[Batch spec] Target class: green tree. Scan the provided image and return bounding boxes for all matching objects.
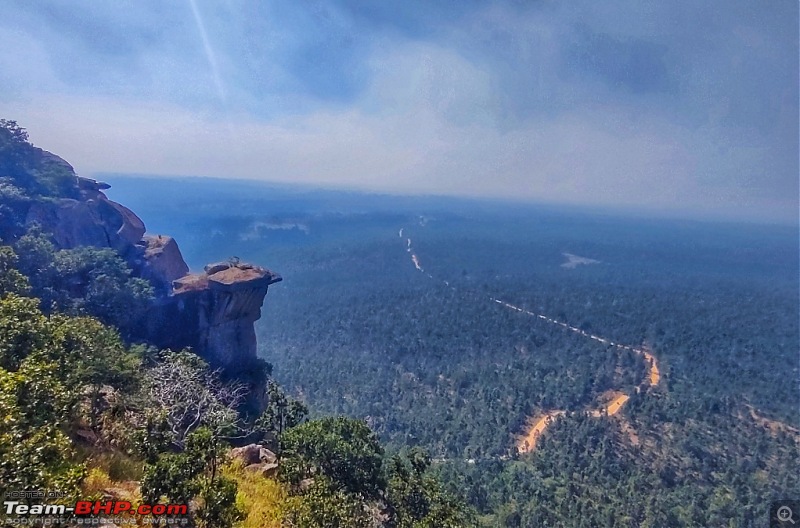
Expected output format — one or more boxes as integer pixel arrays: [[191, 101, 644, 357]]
[[141, 427, 243, 528], [0, 293, 50, 372], [386, 448, 476, 528], [189, 428, 244, 528], [255, 379, 308, 439], [279, 417, 383, 504], [0, 293, 147, 502], [13, 227, 57, 295], [0, 180, 30, 241], [14, 231, 154, 337], [0, 119, 78, 199], [0, 293, 139, 430], [141, 451, 202, 505], [48, 315, 141, 430], [279, 417, 385, 500], [0, 246, 30, 295], [53, 246, 154, 337], [132, 411, 175, 464], [0, 119, 32, 192], [0, 295, 86, 501], [284, 476, 371, 528], [0, 368, 85, 503], [0, 119, 29, 145]]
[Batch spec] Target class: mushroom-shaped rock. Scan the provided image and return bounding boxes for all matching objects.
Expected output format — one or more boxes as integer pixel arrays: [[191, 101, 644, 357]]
[[149, 262, 281, 373]]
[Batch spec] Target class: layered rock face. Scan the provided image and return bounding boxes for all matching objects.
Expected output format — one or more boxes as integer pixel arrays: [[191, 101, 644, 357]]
[[21, 157, 280, 378], [26, 183, 146, 254]]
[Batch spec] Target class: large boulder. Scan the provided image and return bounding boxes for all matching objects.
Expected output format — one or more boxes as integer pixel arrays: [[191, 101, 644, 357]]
[[230, 444, 278, 466], [230, 444, 262, 466], [245, 462, 279, 478], [25, 188, 145, 254], [260, 447, 277, 464], [139, 235, 190, 291]]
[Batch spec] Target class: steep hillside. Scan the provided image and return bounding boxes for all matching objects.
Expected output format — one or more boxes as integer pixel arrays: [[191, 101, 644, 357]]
[[0, 119, 281, 383], [0, 119, 472, 528]]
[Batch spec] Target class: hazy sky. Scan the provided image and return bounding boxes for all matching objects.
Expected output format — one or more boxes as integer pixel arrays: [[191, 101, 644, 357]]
[[0, 1, 797, 222]]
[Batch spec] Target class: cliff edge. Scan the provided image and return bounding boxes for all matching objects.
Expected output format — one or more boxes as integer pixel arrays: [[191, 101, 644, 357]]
[[152, 261, 281, 371], [17, 151, 281, 375]]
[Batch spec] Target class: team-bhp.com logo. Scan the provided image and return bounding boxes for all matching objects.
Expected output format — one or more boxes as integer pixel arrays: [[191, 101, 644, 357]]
[[5, 501, 187, 516], [75, 502, 186, 516], [4, 499, 188, 525]]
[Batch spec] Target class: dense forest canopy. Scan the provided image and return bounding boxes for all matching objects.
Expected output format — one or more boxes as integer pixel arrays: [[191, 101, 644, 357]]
[[102, 173, 800, 527], [0, 121, 473, 527], [2, 119, 797, 526], [2, 2, 797, 526]]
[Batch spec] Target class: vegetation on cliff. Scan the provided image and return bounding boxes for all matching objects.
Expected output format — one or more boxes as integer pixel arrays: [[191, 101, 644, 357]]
[[0, 119, 79, 203], [0, 120, 473, 527]]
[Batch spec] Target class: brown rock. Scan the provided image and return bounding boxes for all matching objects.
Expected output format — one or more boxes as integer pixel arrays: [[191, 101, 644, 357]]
[[77, 177, 111, 201], [26, 199, 110, 248], [150, 262, 281, 372], [20, 153, 145, 254], [207, 265, 278, 291], [244, 462, 279, 478], [172, 273, 209, 293], [230, 444, 262, 466], [259, 447, 277, 464], [25, 194, 145, 253], [77, 176, 111, 191], [204, 261, 232, 275], [260, 462, 279, 478], [98, 199, 145, 247], [140, 235, 190, 288]]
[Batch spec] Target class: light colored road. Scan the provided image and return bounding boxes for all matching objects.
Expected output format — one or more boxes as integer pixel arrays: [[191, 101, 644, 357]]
[[400, 228, 795, 455], [401, 228, 661, 452], [517, 411, 566, 453]]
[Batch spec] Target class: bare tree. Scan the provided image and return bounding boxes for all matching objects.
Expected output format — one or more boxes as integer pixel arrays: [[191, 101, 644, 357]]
[[145, 351, 248, 446]]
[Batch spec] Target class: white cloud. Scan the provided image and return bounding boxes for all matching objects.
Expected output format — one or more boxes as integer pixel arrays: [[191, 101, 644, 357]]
[[0, 1, 795, 223], [4, 76, 792, 223]]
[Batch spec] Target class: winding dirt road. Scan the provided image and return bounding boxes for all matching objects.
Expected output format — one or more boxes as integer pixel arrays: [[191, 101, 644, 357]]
[[399, 228, 799, 457], [400, 228, 661, 453], [518, 411, 566, 452]]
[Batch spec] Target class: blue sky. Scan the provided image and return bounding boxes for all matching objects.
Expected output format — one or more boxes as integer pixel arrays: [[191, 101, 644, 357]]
[[0, 1, 797, 222]]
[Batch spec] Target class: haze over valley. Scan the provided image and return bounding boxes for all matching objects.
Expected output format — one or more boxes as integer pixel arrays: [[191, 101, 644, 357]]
[[105, 174, 800, 526], [1, 1, 797, 525]]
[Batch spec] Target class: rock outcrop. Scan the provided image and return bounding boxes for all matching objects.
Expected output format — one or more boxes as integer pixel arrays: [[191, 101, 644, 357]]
[[149, 261, 281, 370], [229, 443, 277, 466], [19, 156, 281, 393], [230, 444, 279, 478], [25, 189, 145, 254], [138, 235, 190, 292]]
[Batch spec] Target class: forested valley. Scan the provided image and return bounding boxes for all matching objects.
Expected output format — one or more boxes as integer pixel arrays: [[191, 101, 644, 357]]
[[107, 175, 800, 527], [0, 124, 473, 528]]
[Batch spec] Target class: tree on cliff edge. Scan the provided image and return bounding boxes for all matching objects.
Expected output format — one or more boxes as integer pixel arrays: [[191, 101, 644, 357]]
[[256, 379, 308, 440], [0, 119, 77, 200]]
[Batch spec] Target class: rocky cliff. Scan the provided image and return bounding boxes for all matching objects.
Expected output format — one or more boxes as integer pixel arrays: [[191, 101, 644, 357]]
[[19, 152, 281, 376], [150, 261, 281, 371]]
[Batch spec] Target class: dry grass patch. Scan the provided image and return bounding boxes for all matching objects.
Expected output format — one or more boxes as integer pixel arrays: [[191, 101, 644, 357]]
[[224, 461, 289, 528]]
